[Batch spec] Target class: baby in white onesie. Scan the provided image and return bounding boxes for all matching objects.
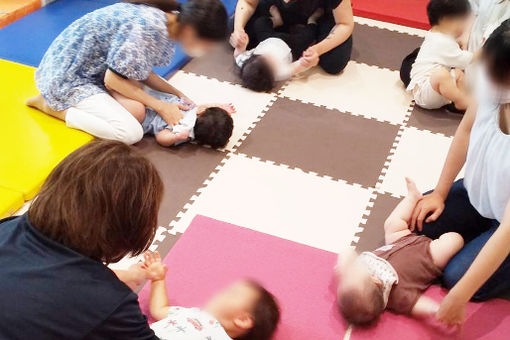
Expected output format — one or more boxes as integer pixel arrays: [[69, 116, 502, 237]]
[[408, 0, 474, 111], [138, 251, 280, 340]]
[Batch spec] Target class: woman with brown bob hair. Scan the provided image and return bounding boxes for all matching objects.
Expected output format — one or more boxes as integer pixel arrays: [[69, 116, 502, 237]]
[[0, 140, 163, 339]]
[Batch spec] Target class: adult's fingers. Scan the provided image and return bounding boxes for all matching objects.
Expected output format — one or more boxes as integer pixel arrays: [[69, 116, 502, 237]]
[[416, 208, 429, 232], [425, 208, 442, 223], [410, 201, 423, 231]]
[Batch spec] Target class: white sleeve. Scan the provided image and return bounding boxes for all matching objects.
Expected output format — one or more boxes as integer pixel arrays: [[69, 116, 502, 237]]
[[439, 40, 473, 69], [235, 50, 255, 68]]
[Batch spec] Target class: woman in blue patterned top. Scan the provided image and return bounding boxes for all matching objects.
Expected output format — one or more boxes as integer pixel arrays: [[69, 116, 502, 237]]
[[27, 0, 227, 144]]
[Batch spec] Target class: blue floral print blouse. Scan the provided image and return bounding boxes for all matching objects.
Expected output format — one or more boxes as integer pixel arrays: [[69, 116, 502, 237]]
[[35, 3, 175, 111]]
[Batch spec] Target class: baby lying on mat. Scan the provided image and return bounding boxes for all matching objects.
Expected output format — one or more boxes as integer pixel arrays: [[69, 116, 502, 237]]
[[336, 178, 464, 326], [140, 89, 235, 148], [138, 251, 280, 340]]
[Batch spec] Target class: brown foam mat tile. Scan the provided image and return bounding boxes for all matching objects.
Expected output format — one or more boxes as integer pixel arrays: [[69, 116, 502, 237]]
[[352, 22, 423, 71], [134, 137, 226, 227], [407, 104, 462, 137], [353, 192, 401, 252], [236, 97, 400, 188]]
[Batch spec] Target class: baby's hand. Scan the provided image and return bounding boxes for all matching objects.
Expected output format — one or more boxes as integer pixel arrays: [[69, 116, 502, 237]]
[[141, 251, 167, 282]]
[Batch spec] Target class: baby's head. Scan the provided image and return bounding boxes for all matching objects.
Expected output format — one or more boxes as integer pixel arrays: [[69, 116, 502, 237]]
[[204, 280, 280, 340], [427, 0, 471, 37], [240, 55, 275, 92], [194, 107, 234, 148], [336, 254, 385, 326]]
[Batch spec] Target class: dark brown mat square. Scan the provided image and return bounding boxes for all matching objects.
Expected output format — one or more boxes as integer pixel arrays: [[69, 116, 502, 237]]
[[354, 193, 400, 252], [236, 97, 399, 187], [134, 138, 226, 227], [407, 105, 462, 137], [352, 23, 423, 71]]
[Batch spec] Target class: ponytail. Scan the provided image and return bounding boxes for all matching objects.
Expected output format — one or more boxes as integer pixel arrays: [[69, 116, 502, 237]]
[[126, 0, 228, 41]]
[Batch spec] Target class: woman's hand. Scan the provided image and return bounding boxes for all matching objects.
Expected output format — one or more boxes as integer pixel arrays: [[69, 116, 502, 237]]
[[179, 95, 196, 110], [156, 101, 185, 125], [302, 46, 320, 68], [230, 28, 249, 49], [410, 191, 445, 231], [141, 251, 167, 282], [436, 291, 468, 326]]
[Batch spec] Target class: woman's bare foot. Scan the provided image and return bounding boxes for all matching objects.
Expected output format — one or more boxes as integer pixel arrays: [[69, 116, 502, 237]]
[[270, 5, 283, 28], [405, 177, 422, 201], [26, 94, 66, 120]]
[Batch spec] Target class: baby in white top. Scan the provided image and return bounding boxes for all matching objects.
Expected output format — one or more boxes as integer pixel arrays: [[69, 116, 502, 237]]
[[407, 0, 474, 111], [234, 6, 323, 92], [136, 252, 280, 340]]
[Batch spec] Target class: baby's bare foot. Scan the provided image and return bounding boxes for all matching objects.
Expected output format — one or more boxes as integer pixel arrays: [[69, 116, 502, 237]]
[[212, 103, 236, 115], [405, 177, 422, 201], [270, 5, 283, 28]]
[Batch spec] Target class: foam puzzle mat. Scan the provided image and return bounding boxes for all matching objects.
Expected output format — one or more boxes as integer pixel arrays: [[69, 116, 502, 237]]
[[0, 59, 93, 201], [109, 17, 510, 338], [138, 215, 346, 339]]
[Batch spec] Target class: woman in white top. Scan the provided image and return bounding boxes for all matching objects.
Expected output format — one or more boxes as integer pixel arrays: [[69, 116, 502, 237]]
[[410, 20, 510, 326]]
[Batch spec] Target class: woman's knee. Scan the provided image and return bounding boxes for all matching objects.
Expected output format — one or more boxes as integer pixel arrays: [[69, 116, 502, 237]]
[[112, 118, 144, 145], [318, 37, 352, 75]]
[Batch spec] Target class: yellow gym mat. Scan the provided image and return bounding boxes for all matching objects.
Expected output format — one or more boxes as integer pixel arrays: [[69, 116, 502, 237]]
[[0, 187, 24, 219], [0, 59, 93, 203]]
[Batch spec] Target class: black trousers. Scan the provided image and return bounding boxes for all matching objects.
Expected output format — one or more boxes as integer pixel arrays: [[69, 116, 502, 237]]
[[244, 1, 352, 74]]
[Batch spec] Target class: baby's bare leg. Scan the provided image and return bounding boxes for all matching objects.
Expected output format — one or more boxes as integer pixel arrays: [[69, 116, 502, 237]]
[[384, 178, 422, 244], [430, 67, 470, 110], [429, 232, 464, 269]]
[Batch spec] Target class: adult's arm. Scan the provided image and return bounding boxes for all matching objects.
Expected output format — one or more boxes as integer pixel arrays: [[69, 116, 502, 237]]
[[312, 0, 354, 56], [143, 72, 194, 106], [104, 69, 183, 125], [436, 200, 510, 325], [233, 0, 259, 33], [90, 292, 159, 339], [410, 103, 477, 230]]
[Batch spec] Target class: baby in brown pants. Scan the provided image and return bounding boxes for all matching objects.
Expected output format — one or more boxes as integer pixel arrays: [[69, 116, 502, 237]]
[[335, 178, 464, 326]]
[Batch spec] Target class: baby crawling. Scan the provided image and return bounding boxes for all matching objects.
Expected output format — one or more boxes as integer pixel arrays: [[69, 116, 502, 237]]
[[336, 178, 464, 326], [137, 89, 235, 148]]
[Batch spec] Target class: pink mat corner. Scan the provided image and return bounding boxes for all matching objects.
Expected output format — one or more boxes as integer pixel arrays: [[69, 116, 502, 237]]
[[138, 215, 347, 339]]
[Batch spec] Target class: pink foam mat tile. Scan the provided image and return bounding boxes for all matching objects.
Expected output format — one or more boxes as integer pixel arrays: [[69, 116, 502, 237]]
[[138, 215, 348, 339], [351, 285, 510, 340]]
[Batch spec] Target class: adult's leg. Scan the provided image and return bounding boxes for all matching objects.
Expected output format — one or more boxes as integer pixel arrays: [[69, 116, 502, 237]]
[[66, 93, 144, 144], [244, 0, 275, 49], [442, 226, 510, 300], [316, 16, 353, 74], [419, 179, 494, 243], [253, 16, 317, 60]]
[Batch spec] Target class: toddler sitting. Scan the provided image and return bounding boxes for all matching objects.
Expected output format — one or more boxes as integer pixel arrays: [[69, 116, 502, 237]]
[[336, 178, 464, 326], [140, 251, 280, 340], [407, 0, 474, 112], [234, 6, 323, 92], [141, 89, 235, 148]]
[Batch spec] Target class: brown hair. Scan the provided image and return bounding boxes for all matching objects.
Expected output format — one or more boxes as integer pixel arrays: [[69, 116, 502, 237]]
[[28, 140, 163, 263], [237, 280, 280, 340], [338, 280, 385, 326]]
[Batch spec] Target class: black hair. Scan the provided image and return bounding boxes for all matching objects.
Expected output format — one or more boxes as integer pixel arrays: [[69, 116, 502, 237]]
[[338, 281, 385, 327], [240, 55, 275, 92], [194, 107, 233, 149], [483, 19, 510, 85], [125, 0, 228, 40], [426, 0, 471, 26], [236, 280, 280, 340]]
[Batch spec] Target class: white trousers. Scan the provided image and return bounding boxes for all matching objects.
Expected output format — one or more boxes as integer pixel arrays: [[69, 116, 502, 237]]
[[65, 93, 143, 145]]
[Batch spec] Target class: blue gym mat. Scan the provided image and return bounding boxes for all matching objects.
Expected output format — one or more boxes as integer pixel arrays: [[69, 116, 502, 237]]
[[0, 0, 237, 77]]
